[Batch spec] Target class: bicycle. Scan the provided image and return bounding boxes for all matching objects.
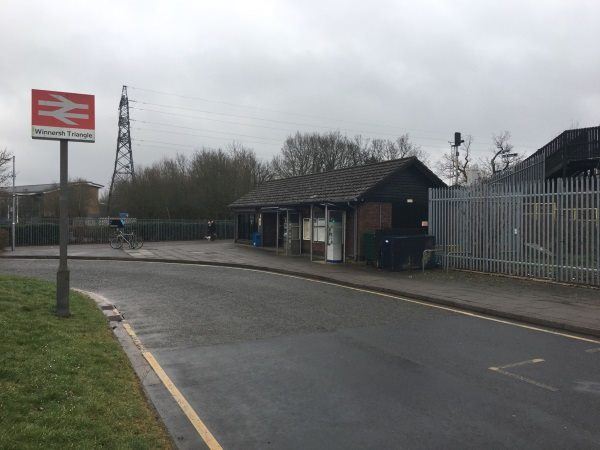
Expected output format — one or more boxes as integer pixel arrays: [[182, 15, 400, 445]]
[[109, 230, 144, 250]]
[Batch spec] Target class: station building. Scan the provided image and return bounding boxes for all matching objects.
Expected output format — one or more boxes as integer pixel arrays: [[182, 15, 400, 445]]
[[229, 157, 445, 262]]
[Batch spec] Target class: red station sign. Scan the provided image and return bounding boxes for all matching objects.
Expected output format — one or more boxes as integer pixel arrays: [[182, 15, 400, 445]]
[[31, 89, 95, 142]]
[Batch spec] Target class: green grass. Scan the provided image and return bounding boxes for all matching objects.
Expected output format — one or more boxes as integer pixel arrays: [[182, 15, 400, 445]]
[[0, 275, 173, 449]]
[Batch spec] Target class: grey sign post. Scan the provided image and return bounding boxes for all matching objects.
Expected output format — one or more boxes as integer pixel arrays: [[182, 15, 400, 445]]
[[11, 155, 15, 252], [31, 89, 95, 317], [56, 140, 70, 316]]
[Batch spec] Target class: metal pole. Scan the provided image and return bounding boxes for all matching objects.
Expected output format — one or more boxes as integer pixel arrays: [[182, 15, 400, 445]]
[[286, 210, 290, 256], [342, 210, 346, 262], [11, 155, 15, 251], [233, 213, 238, 242], [354, 205, 358, 262], [310, 204, 313, 262], [275, 211, 279, 255], [56, 140, 70, 317], [325, 204, 329, 263]]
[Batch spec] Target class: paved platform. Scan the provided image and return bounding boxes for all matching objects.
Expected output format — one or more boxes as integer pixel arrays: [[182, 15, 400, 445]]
[[4, 240, 600, 337]]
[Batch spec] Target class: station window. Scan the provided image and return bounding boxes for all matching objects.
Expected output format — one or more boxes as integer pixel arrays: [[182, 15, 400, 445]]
[[313, 217, 326, 242], [302, 218, 311, 240]]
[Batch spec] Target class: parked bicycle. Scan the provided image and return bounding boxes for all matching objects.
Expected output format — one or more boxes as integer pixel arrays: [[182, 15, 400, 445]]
[[205, 219, 217, 241], [109, 230, 143, 250]]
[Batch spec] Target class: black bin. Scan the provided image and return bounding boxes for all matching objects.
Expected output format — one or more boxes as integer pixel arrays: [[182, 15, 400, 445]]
[[379, 235, 435, 271]]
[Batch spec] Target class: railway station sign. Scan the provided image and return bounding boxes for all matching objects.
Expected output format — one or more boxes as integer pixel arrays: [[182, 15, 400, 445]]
[[31, 89, 95, 142]]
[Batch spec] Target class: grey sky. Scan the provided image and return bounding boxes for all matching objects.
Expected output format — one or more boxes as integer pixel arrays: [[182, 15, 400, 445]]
[[1, 0, 599, 188]]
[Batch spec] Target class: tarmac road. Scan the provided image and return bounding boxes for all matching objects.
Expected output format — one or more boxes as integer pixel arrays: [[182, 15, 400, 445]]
[[2, 259, 600, 449]]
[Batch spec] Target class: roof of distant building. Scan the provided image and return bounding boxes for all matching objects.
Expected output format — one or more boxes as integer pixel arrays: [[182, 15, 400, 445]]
[[0, 181, 103, 196], [230, 157, 444, 209]]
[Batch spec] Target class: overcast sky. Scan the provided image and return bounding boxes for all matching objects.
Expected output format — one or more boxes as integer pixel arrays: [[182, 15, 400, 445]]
[[1, 0, 599, 188]]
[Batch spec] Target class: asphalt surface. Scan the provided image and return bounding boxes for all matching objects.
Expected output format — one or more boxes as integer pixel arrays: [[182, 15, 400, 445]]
[[2, 259, 600, 449]]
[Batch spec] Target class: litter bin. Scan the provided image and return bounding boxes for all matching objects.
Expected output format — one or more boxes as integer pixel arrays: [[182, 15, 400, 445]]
[[363, 231, 377, 264], [252, 232, 262, 247], [379, 235, 435, 270]]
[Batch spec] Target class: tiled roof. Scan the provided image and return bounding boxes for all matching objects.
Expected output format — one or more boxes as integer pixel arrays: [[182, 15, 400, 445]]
[[230, 157, 429, 208]]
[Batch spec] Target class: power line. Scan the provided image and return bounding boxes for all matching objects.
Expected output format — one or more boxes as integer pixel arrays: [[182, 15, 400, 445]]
[[132, 126, 281, 144], [133, 136, 280, 149], [128, 85, 444, 135], [129, 104, 475, 144], [130, 99, 457, 141], [130, 103, 418, 138], [128, 85, 541, 149], [131, 120, 282, 144], [130, 105, 317, 134], [130, 101, 538, 151], [130, 116, 511, 155]]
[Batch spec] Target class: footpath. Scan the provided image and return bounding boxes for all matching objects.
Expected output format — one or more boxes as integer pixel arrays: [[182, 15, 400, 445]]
[[4, 240, 600, 337]]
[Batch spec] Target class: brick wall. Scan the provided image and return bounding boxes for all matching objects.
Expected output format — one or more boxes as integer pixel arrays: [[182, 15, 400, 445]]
[[356, 202, 392, 259]]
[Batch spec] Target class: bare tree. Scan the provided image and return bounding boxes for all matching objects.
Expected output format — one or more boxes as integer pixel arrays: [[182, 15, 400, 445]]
[[485, 131, 522, 175], [270, 131, 427, 178], [0, 148, 12, 186], [368, 134, 429, 164], [435, 135, 475, 186]]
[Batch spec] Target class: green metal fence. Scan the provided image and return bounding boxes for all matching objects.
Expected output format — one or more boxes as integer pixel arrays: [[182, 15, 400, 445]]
[[1, 218, 234, 246]]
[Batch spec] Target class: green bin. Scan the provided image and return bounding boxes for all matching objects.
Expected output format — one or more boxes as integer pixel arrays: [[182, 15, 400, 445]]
[[363, 231, 378, 264]]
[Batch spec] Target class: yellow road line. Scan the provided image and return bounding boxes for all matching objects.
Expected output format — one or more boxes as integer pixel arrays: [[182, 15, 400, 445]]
[[120, 260, 600, 345], [143, 352, 223, 450], [585, 347, 600, 353], [122, 322, 146, 352], [123, 321, 223, 450]]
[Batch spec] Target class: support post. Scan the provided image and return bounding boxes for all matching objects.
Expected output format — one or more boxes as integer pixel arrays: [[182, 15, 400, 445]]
[[11, 155, 15, 252], [325, 204, 329, 263], [56, 140, 70, 317], [342, 210, 346, 262], [353, 205, 358, 262], [286, 210, 290, 256], [276, 211, 279, 255], [298, 211, 302, 255], [310, 205, 313, 262], [233, 213, 238, 242]]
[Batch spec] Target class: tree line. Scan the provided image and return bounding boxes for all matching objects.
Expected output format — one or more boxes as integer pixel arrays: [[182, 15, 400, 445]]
[[105, 143, 270, 219], [105, 132, 431, 219], [104, 130, 525, 219], [102, 132, 427, 219]]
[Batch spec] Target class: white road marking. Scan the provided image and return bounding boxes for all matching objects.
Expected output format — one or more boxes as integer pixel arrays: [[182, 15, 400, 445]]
[[489, 358, 558, 392]]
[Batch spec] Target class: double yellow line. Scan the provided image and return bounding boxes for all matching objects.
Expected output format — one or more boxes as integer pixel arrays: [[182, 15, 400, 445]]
[[122, 322, 223, 450]]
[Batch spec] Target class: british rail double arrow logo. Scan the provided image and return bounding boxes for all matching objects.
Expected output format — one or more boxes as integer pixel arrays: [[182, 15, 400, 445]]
[[37, 94, 90, 126]]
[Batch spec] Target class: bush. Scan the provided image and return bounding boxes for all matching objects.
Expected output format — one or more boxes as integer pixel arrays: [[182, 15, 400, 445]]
[[0, 229, 8, 251]]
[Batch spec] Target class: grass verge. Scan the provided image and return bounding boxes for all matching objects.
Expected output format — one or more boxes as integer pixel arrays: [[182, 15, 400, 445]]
[[0, 275, 173, 449]]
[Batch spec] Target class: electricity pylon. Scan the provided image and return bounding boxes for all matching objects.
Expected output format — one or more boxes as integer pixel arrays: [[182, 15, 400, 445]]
[[107, 85, 135, 214]]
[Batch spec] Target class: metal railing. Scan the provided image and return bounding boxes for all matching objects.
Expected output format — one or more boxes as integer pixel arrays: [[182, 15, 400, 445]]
[[487, 126, 600, 185], [0, 218, 234, 247], [429, 176, 600, 287]]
